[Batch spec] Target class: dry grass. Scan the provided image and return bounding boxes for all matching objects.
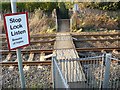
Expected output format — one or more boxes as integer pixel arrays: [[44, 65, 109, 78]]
[[29, 9, 56, 35], [81, 13, 118, 30], [71, 8, 120, 32], [1, 9, 56, 35], [1, 20, 4, 34]]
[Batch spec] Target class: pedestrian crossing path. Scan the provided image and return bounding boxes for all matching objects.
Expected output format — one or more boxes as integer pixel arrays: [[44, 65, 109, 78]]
[[53, 32, 86, 82]]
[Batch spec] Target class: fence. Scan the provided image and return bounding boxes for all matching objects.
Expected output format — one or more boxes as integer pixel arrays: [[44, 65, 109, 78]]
[[103, 53, 120, 89], [52, 53, 120, 89], [52, 56, 70, 89]]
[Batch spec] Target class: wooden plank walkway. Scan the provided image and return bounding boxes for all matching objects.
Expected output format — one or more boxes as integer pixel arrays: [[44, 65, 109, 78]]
[[53, 32, 86, 82]]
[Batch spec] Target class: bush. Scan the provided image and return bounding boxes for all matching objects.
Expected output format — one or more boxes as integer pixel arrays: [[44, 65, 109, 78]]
[[1, 2, 11, 13], [83, 2, 120, 11], [1, 2, 58, 13]]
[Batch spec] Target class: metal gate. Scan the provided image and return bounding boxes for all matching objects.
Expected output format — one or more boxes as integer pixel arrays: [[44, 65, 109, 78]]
[[52, 56, 70, 89], [52, 53, 120, 89]]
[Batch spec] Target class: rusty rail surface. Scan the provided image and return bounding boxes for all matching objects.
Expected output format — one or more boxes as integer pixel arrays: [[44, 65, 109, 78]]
[[76, 47, 120, 51], [74, 38, 120, 42], [71, 32, 120, 36], [1, 47, 120, 55], [1, 38, 119, 44], [0, 34, 56, 39], [0, 61, 51, 66], [1, 49, 53, 54], [1, 59, 119, 66], [1, 32, 119, 38], [1, 40, 55, 45]]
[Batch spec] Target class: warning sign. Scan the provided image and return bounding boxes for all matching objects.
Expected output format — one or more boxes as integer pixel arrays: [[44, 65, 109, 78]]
[[4, 12, 30, 50]]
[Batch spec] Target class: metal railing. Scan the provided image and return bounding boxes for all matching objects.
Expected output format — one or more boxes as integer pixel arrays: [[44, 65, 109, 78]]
[[103, 53, 120, 89], [53, 53, 120, 89], [52, 56, 70, 89], [56, 18, 58, 31], [57, 55, 103, 88]]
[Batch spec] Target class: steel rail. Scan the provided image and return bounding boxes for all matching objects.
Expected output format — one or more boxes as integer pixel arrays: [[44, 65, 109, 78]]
[[80, 59, 120, 62], [1, 40, 55, 45], [71, 32, 120, 36], [1, 38, 119, 45], [1, 47, 120, 54], [1, 32, 119, 38], [76, 47, 120, 51], [74, 38, 120, 42], [0, 34, 56, 39], [0, 61, 51, 66], [30, 34, 56, 38], [1, 49, 53, 54], [1, 59, 119, 66], [30, 40, 55, 44]]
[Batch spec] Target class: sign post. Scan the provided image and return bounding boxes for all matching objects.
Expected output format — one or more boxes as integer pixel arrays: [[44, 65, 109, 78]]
[[4, 0, 29, 88], [16, 48, 25, 88], [11, 0, 25, 88]]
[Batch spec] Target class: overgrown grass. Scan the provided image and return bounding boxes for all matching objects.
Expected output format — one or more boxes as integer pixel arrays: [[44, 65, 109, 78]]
[[1, 8, 56, 35], [29, 8, 56, 35], [71, 8, 120, 32]]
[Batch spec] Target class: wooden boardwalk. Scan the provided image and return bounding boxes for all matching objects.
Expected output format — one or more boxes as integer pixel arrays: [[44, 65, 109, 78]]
[[53, 32, 86, 82]]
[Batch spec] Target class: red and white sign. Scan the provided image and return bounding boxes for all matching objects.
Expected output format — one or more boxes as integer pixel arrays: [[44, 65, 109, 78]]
[[4, 12, 30, 50]]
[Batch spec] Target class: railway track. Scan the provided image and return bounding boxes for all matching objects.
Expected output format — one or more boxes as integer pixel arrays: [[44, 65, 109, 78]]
[[1, 57, 119, 66], [1, 40, 55, 45], [1, 49, 53, 54], [71, 31, 120, 36], [1, 47, 120, 54], [1, 32, 120, 67], [1, 28, 120, 88], [1, 48, 120, 67], [1, 32, 119, 38], [0, 61, 51, 66], [1, 9, 120, 88]]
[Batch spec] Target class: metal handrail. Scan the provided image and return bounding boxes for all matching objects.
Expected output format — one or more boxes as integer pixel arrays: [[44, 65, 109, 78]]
[[52, 56, 70, 89]]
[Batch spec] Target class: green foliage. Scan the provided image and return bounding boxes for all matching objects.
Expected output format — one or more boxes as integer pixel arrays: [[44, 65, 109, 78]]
[[1, 2, 11, 13], [64, 2, 73, 9], [2, 2, 58, 13], [85, 2, 120, 11], [58, 2, 69, 19], [0, 3, 2, 13], [17, 2, 26, 12]]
